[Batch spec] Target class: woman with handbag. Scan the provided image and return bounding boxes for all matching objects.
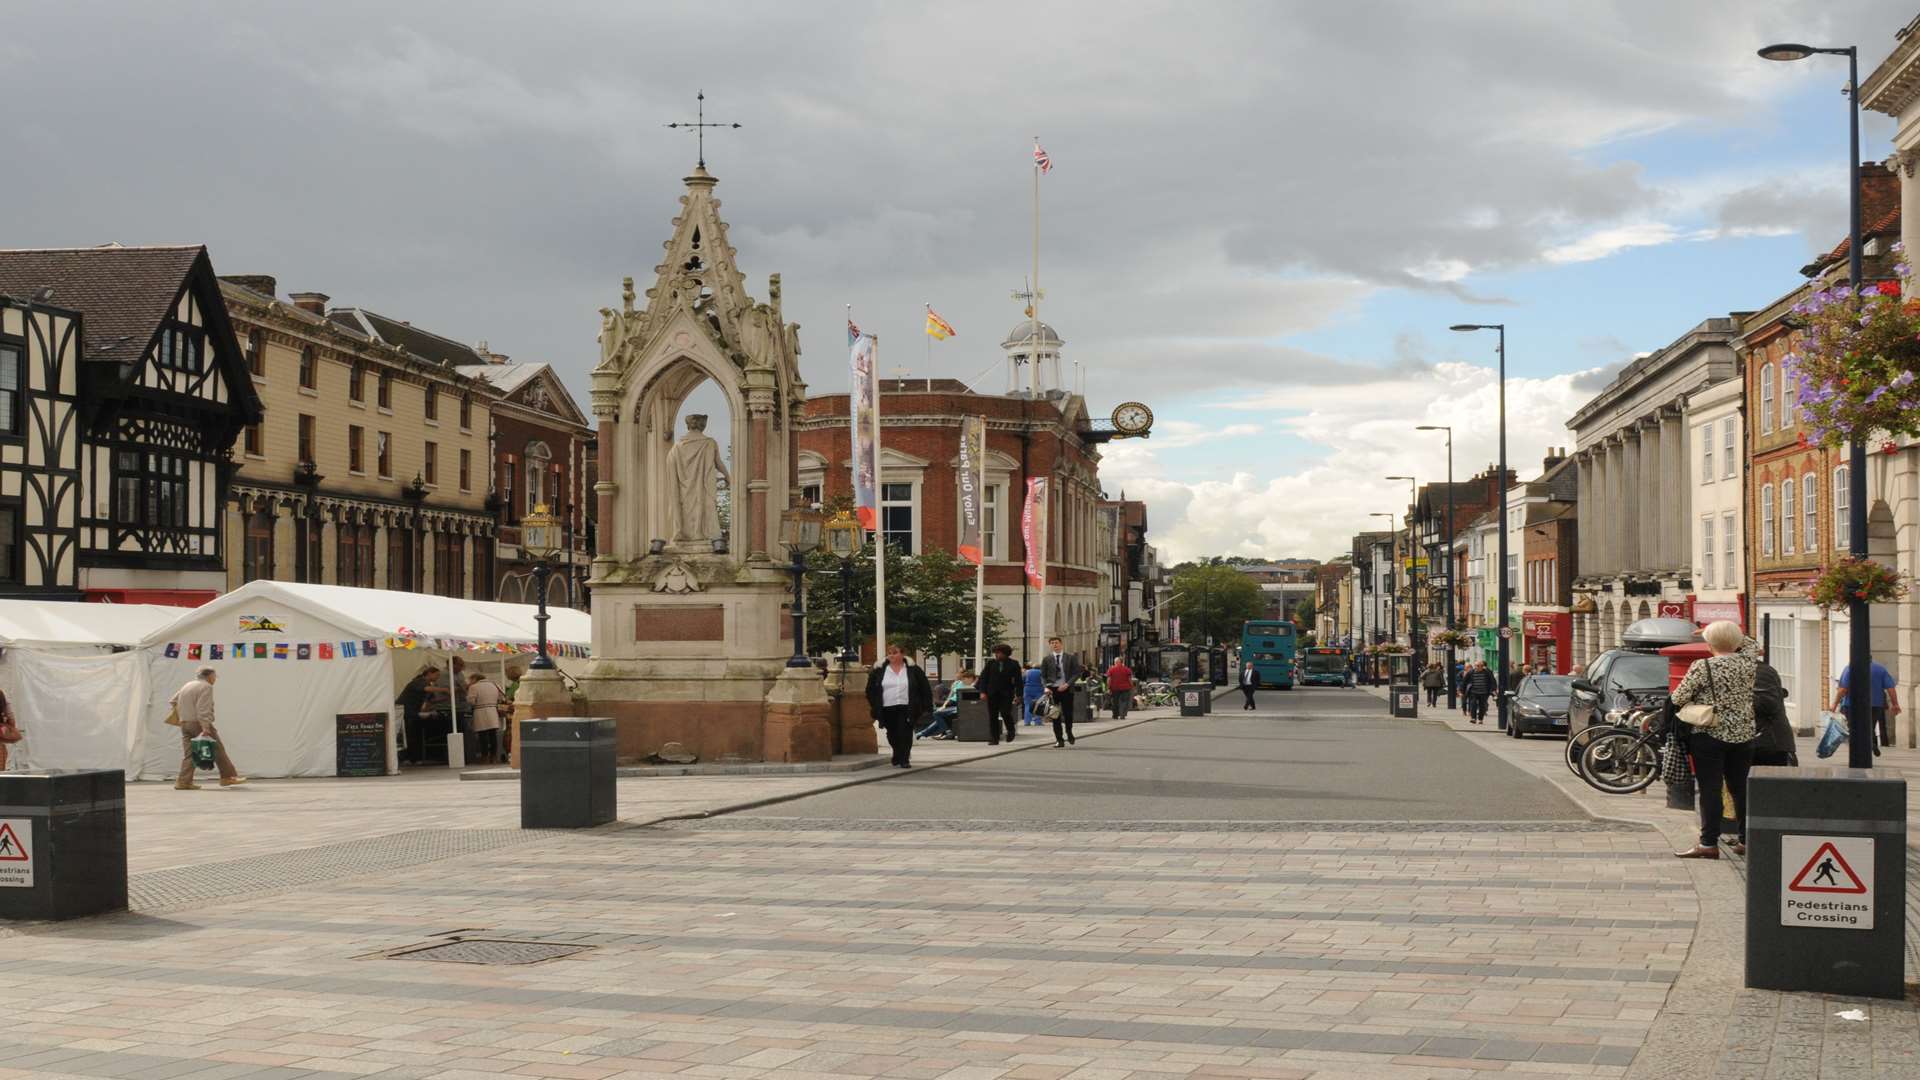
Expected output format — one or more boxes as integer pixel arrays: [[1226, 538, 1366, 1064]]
[[0, 688, 20, 770], [865, 642, 932, 768], [1668, 620, 1762, 860]]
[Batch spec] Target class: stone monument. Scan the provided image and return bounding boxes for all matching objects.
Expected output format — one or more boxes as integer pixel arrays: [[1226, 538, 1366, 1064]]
[[575, 164, 833, 763]]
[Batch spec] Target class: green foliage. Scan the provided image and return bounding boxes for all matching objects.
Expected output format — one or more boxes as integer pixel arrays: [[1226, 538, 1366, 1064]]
[[1809, 556, 1910, 610], [1166, 563, 1266, 644], [1290, 596, 1317, 628], [804, 541, 1008, 664]]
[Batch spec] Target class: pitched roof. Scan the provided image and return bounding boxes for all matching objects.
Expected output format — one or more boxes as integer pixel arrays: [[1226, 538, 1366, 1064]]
[[454, 362, 544, 396], [0, 245, 204, 363], [334, 308, 490, 367]]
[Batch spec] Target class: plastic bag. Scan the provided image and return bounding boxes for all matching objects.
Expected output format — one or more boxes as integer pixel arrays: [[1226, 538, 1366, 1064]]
[[1816, 711, 1849, 759], [190, 735, 217, 770]]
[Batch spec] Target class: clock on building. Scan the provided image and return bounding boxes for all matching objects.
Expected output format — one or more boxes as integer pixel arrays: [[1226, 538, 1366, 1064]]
[[1111, 401, 1153, 436]]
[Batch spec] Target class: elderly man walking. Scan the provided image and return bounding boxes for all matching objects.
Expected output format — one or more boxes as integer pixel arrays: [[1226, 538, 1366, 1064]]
[[171, 667, 246, 790]]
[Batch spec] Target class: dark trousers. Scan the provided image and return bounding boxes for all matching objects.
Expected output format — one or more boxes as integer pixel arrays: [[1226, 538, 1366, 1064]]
[[1241, 685, 1257, 709], [1051, 690, 1076, 745], [1689, 732, 1755, 847], [879, 704, 914, 765], [1425, 686, 1441, 706], [475, 729, 499, 762], [402, 709, 423, 764], [1109, 689, 1132, 719], [987, 696, 1018, 743], [1466, 693, 1489, 721]]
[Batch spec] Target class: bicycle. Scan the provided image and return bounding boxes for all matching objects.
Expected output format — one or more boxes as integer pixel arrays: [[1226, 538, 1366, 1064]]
[[1137, 681, 1177, 708], [1578, 705, 1669, 794]]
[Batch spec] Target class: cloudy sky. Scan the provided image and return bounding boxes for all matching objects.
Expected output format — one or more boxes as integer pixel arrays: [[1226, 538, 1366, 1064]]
[[5, 1, 1913, 562]]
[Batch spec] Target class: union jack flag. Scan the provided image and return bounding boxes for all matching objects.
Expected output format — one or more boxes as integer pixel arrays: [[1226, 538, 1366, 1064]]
[[1033, 140, 1052, 174], [847, 316, 862, 346]]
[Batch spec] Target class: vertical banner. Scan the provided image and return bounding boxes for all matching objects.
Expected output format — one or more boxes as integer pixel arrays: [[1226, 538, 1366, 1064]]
[[1023, 476, 1049, 590], [850, 330, 879, 531], [957, 417, 986, 565]]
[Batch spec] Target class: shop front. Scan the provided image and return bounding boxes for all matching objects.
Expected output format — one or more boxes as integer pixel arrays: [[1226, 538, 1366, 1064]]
[[1522, 611, 1571, 674], [1691, 598, 1746, 631]]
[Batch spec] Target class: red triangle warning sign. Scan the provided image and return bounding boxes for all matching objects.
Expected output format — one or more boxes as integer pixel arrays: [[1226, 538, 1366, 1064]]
[[0, 823, 27, 862], [1788, 840, 1866, 894]]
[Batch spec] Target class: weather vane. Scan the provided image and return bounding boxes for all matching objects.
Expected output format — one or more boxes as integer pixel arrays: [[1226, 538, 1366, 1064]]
[[665, 90, 740, 169]]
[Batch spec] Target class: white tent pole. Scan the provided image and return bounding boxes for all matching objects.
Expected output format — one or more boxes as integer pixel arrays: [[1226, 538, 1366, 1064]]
[[444, 653, 466, 770]]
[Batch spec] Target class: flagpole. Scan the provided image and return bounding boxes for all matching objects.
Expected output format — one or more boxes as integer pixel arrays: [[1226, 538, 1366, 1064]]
[[924, 302, 932, 375], [973, 421, 986, 670], [1030, 138, 1047, 655], [871, 333, 887, 655]]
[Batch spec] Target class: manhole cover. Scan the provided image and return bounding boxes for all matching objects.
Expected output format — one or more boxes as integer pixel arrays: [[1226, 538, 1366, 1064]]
[[389, 938, 591, 966]]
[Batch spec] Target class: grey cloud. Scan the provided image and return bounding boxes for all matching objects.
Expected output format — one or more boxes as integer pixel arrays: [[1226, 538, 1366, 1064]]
[[1570, 360, 1630, 393]]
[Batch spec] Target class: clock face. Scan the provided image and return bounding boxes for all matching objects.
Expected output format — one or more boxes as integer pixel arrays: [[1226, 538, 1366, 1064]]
[[1112, 401, 1153, 434]]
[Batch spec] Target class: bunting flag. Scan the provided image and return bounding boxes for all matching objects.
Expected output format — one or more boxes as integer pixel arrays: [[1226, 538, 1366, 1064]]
[[957, 416, 986, 565], [850, 330, 879, 531], [925, 307, 956, 341], [186, 644, 202, 661], [253, 643, 268, 659], [296, 643, 312, 660], [363, 640, 380, 656], [231, 643, 246, 660], [1022, 476, 1049, 590], [164, 643, 180, 658], [273, 643, 290, 660], [341, 641, 359, 658], [318, 642, 334, 660], [208, 644, 223, 661]]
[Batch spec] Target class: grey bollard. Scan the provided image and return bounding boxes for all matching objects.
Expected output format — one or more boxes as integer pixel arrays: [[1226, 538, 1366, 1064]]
[[1389, 682, 1419, 718], [1745, 766, 1906, 999], [520, 718, 617, 829], [953, 695, 993, 742], [0, 770, 126, 921]]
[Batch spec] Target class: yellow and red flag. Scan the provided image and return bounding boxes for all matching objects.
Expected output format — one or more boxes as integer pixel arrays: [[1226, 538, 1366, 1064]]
[[924, 306, 957, 341]]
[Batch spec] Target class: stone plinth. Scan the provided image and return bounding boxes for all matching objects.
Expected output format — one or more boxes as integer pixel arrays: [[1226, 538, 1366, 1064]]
[[762, 666, 832, 763], [823, 664, 878, 755], [508, 667, 575, 770]]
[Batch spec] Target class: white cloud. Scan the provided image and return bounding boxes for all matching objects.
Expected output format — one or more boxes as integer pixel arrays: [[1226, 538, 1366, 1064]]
[[1102, 360, 1603, 564], [1542, 222, 1683, 264]]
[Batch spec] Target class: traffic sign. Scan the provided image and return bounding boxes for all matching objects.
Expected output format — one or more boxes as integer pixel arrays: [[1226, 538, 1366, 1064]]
[[1496, 626, 1515, 640], [1781, 835, 1874, 929], [0, 820, 30, 888]]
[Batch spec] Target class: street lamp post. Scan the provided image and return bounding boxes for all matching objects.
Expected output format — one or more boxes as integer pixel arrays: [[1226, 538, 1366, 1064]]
[[1370, 511, 1398, 683], [1417, 425, 1457, 706], [1760, 41, 1873, 766], [779, 507, 827, 669], [825, 511, 862, 665], [1451, 323, 1509, 729], [1386, 475, 1421, 670], [521, 503, 560, 671]]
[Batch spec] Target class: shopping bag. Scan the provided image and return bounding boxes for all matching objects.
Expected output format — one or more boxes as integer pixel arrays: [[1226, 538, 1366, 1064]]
[[189, 735, 217, 770], [1816, 711, 1849, 759]]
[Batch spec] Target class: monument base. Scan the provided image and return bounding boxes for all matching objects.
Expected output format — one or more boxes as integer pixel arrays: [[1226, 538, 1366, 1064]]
[[763, 666, 832, 763], [508, 668, 577, 770], [823, 663, 878, 755]]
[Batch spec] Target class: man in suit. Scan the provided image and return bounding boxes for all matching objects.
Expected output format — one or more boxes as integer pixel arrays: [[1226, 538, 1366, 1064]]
[[1040, 635, 1082, 747], [977, 643, 1024, 744], [1240, 661, 1261, 710]]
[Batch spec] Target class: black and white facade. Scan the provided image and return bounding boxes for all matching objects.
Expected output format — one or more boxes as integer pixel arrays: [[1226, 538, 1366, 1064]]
[[0, 246, 260, 603]]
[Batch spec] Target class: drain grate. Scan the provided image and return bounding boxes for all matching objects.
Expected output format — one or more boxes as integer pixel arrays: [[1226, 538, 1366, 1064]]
[[389, 938, 591, 966]]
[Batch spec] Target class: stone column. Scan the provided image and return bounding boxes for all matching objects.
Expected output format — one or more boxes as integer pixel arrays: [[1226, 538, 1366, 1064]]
[[1577, 451, 1595, 577], [1635, 420, 1658, 576], [1616, 433, 1637, 573], [1894, 152, 1920, 283], [594, 411, 618, 562], [1667, 410, 1688, 572], [744, 367, 776, 560]]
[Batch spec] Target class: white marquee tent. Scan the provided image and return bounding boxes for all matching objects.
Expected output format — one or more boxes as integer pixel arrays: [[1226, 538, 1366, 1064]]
[[137, 581, 590, 779], [0, 601, 187, 773]]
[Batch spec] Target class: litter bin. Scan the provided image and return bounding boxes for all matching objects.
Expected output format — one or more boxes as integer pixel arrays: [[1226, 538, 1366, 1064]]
[[1178, 683, 1207, 717], [1074, 689, 1094, 724], [1745, 766, 1906, 999], [953, 691, 992, 742], [520, 718, 617, 829], [1389, 683, 1419, 719], [0, 769, 126, 921]]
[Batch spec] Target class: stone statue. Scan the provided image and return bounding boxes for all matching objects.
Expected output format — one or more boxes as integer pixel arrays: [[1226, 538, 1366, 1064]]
[[663, 414, 729, 543]]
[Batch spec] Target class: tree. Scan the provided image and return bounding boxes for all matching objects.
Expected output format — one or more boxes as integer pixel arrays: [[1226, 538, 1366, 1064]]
[[1165, 563, 1266, 645], [1291, 596, 1317, 628], [803, 541, 1008, 665]]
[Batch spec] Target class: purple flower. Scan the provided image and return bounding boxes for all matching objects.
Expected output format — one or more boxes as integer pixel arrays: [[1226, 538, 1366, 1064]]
[[1868, 385, 1890, 404], [1895, 241, 1906, 254], [1898, 263, 1912, 277], [1896, 371, 1916, 388]]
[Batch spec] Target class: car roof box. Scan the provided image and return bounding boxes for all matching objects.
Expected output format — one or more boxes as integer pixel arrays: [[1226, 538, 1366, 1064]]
[[1621, 617, 1700, 649]]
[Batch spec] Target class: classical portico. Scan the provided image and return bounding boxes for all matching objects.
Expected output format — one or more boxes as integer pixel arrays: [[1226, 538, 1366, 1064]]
[[568, 164, 831, 763], [1568, 319, 1739, 668]]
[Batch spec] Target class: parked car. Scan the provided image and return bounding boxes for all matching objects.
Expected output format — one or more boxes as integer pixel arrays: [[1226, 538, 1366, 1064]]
[[1508, 674, 1574, 738], [1567, 618, 1700, 737]]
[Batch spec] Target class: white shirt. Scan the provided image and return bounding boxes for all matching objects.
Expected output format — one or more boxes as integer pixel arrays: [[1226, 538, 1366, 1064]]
[[1243, 666, 1256, 686], [882, 663, 911, 707]]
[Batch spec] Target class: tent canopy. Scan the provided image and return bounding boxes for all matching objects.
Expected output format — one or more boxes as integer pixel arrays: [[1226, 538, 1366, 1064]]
[[0, 600, 183, 649], [139, 580, 590, 651]]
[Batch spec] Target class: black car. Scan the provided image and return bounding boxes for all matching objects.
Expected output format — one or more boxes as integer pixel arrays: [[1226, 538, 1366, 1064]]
[[1567, 617, 1700, 737], [1507, 674, 1573, 737]]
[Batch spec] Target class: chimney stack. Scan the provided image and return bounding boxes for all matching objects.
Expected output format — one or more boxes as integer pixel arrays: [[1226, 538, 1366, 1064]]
[[219, 274, 278, 298], [288, 291, 329, 315]]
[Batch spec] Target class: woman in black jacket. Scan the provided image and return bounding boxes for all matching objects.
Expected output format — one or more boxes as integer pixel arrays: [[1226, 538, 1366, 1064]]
[[866, 642, 933, 768], [1752, 660, 1797, 768]]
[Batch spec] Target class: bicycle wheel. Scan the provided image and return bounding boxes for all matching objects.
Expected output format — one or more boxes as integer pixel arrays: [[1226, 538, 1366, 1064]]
[[1564, 725, 1609, 779], [1579, 731, 1660, 794]]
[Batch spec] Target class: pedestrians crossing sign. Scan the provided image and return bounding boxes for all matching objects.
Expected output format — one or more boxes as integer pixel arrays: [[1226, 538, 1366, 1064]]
[[1781, 835, 1873, 929], [0, 820, 30, 888]]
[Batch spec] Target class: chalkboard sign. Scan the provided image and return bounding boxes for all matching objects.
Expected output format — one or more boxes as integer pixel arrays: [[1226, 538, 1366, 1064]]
[[336, 712, 388, 777]]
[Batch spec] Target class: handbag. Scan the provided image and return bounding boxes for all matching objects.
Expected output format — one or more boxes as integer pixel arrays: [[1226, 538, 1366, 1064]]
[[164, 705, 181, 728], [1676, 661, 1719, 727]]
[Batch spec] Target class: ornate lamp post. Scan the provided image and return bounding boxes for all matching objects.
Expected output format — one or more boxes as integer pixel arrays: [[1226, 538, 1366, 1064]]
[[779, 506, 826, 668], [1417, 423, 1457, 705], [824, 510, 862, 664], [521, 502, 560, 671]]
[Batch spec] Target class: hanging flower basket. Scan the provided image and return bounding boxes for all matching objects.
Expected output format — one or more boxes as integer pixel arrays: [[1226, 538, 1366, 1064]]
[[1785, 253, 1920, 447], [1366, 643, 1410, 657], [1809, 556, 1909, 611], [1427, 627, 1473, 649]]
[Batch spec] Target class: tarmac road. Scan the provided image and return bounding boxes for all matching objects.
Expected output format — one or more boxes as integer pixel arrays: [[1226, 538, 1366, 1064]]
[[745, 684, 1585, 822]]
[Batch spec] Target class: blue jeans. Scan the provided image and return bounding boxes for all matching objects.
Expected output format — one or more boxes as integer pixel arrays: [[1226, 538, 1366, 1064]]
[[917, 709, 956, 738]]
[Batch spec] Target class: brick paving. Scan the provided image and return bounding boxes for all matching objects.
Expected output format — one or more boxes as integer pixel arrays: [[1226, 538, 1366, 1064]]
[[1366, 687, 1920, 1079], [0, 701, 1718, 1078]]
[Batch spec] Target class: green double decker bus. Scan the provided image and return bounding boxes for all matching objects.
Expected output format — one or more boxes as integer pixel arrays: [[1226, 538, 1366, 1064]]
[[1298, 646, 1352, 687], [1239, 620, 1297, 690]]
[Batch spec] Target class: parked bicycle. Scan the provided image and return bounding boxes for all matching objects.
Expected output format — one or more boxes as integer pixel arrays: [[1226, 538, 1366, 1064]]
[[1577, 704, 1669, 794], [1137, 681, 1177, 708]]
